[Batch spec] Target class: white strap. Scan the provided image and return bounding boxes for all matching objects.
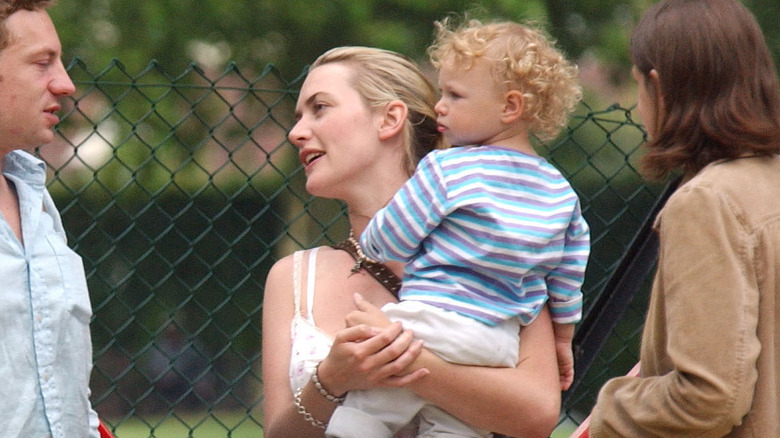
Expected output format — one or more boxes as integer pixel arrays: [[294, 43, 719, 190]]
[[292, 247, 320, 323], [305, 247, 320, 323], [292, 250, 303, 316]]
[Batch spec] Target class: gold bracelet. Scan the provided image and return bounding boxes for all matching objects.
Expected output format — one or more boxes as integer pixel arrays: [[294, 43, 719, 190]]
[[312, 362, 346, 403], [293, 387, 327, 429]]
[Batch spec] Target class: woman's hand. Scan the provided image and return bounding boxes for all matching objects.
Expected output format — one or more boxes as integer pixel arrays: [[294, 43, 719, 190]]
[[316, 318, 429, 397]]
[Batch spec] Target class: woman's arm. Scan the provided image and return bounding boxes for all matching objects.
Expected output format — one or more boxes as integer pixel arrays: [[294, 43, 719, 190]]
[[408, 308, 561, 437], [262, 256, 427, 438], [263, 256, 336, 438], [346, 295, 561, 437], [589, 186, 761, 437]]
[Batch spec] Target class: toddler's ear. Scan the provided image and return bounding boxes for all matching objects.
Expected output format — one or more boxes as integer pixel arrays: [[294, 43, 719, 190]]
[[501, 90, 524, 123], [378, 100, 408, 140]]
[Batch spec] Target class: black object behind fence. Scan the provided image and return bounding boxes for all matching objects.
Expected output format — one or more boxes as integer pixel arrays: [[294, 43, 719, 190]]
[[565, 176, 680, 406]]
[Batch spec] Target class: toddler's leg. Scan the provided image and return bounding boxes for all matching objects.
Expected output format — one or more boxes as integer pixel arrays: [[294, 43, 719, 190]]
[[325, 387, 425, 438], [416, 405, 492, 438]]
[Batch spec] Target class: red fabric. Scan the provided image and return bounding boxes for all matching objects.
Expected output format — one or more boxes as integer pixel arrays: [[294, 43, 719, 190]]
[[570, 362, 638, 437], [571, 420, 589, 438], [98, 420, 115, 438]]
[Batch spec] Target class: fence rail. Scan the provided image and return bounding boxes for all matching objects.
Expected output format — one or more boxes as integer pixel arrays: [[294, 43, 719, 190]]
[[40, 59, 662, 436]]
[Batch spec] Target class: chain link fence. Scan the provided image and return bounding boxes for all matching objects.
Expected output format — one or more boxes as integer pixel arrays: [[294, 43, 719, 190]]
[[39, 59, 663, 436]]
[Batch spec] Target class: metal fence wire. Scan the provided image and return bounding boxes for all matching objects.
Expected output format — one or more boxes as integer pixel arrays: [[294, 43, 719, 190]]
[[39, 59, 666, 436]]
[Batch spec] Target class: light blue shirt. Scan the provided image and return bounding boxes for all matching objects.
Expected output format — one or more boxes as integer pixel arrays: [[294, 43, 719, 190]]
[[362, 145, 589, 326], [0, 150, 99, 438]]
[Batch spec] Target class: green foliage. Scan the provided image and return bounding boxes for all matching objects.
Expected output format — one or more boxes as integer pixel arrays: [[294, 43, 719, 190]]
[[47, 1, 551, 78], [50, 1, 778, 95], [50, 0, 779, 103]]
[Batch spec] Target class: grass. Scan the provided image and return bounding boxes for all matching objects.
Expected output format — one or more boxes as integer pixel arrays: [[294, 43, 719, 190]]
[[552, 419, 579, 437], [104, 410, 263, 438], [105, 409, 578, 437]]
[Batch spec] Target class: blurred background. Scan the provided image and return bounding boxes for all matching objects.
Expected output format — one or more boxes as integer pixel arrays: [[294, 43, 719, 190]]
[[51, 0, 780, 107], [41, 1, 778, 436]]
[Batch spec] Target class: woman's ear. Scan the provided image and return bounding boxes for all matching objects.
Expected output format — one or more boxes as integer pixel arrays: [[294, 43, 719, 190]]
[[648, 69, 664, 105], [501, 90, 524, 124], [648, 68, 666, 121], [648, 68, 661, 87], [378, 100, 408, 141]]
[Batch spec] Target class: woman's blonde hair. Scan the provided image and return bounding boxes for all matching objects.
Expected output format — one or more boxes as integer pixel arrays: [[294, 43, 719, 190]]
[[429, 17, 581, 141], [311, 46, 445, 176]]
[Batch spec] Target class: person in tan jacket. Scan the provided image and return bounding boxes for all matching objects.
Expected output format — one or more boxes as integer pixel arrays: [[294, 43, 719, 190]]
[[588, 0, 780, 436]]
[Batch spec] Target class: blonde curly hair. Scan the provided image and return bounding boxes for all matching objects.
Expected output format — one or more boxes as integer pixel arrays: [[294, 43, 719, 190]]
[[428, 17, 581, 141]]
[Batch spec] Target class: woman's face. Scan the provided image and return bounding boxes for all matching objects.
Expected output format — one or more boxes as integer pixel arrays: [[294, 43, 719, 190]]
[[632, 66, 659, 139], [289, 63, 385, 198]]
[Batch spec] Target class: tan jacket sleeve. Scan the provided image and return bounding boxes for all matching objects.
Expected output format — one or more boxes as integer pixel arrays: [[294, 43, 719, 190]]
[[589, 183, 761, 437]]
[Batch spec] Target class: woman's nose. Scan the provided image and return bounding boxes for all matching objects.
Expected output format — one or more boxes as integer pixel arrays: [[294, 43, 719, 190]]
[[288, 119, 308, 147]]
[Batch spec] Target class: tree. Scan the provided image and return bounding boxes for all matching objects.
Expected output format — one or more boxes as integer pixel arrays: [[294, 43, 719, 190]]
[[51, 0, 778, 91]]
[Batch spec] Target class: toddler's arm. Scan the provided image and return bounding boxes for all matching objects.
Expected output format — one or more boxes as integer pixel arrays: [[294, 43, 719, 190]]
[[554, 322, 575, 391]]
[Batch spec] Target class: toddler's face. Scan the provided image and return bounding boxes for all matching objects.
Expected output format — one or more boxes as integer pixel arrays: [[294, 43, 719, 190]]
[[434, 59, 507, 147]]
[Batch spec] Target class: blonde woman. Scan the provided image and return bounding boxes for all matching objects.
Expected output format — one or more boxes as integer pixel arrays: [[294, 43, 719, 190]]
[[262, 46, 562, 438]]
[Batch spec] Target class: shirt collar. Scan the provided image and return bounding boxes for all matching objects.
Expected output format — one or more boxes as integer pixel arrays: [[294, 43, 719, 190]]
[[2, 150, 47, 190]]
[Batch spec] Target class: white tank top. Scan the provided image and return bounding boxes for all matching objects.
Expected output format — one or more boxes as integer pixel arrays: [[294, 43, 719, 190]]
[[286, 247, 420, 437], [288, 248, 334, 393]]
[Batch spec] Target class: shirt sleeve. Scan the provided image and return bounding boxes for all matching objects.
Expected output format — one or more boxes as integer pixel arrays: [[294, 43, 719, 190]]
[[360, 153, 448, 262], [546, 200, 588, 324], [589, 184, 760, 437]]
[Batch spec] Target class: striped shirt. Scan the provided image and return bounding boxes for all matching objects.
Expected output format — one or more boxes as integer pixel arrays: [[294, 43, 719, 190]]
[[361, 145, 589, 326]]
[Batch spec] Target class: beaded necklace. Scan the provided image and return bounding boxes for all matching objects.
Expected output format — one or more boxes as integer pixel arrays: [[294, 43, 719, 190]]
[[331, 230, 402, 298]]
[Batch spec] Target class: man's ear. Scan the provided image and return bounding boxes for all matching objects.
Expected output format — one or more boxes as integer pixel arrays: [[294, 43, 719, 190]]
[[378, 100, 408, 141], [501, 90, 524, 124]]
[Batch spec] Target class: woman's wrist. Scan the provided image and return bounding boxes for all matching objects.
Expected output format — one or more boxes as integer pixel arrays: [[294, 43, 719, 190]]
[[314, 359, 349, 399], [288, 376, 342, 432], [312, 362, 346, 403], [293, 387, 327, 429]]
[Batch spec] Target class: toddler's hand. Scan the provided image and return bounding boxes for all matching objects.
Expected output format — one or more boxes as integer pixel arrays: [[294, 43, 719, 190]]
[[556, 340, 574, 391], [345, 293, 392, 328]]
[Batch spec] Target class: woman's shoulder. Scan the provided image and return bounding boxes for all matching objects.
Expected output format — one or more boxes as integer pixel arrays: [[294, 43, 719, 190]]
[[672, 156, 778, 203], [266, 245, 354, 277], [671, 155, 780, 225], [313, 244, 355, 264]]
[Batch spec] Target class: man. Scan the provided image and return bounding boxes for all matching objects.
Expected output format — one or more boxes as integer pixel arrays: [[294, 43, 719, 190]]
[[0, 1, 99, 436]]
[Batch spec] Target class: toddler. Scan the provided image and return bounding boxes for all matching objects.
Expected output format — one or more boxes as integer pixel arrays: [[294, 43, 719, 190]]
[[327, 17, 590, 438]]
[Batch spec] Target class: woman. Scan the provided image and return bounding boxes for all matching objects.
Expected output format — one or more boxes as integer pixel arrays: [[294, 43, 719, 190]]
[[589, 0, 780, 436], [262, 46, 562, 438]]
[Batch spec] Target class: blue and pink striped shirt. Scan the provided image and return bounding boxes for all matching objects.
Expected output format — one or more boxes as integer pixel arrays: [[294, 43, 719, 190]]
[[361, 145, 589, 326]]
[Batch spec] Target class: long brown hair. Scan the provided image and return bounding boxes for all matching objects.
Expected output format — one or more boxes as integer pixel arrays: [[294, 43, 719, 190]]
[[631, 0, 780, 180]]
